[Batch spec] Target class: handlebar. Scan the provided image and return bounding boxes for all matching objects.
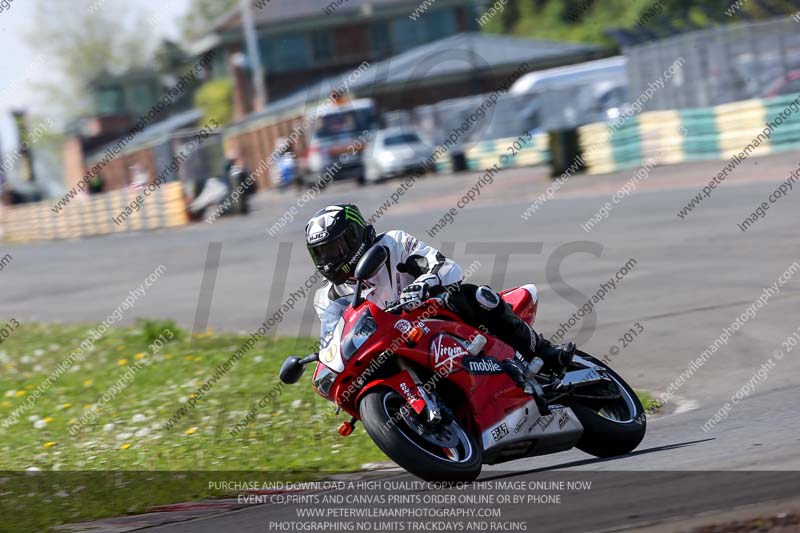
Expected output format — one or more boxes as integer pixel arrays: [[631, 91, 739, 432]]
[[384, 297, 443, 315], [384, 301, 407, 314]]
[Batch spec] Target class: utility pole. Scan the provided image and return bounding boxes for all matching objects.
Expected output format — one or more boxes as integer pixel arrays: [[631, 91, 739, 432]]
[[240, 0, 268, 110]]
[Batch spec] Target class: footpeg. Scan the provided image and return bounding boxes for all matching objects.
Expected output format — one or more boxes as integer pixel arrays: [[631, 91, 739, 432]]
[[524, 379, 551, 416], [501, 359, 551, 416], [524, 357, 544, 379]]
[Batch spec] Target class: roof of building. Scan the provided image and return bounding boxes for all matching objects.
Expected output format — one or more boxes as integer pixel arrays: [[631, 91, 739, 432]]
[[226, 32, 600, 134], [353, 32, 599, 90], [210, 0, 424, 33], [85, 108, 202, 164]]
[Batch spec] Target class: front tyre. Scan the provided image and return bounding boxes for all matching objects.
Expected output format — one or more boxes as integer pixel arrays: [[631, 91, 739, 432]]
[[568, 352, 646, 458], [359, 387, 482, 482]]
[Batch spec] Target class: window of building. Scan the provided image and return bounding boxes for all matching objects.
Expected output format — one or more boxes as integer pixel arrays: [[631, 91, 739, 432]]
[[260, 34, 311, 73], [369, 21, 392, 58], [95, 86, 124, 115], [311, 31, 334, 65], [131, 83, 157, 114]]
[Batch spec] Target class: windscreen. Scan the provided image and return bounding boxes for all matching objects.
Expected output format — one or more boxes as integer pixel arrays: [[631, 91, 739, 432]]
[[315, 108, 376, 139]]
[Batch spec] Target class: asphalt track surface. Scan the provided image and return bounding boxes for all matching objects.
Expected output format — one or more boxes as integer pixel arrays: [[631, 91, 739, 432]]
[[3, 151, 800, 531]]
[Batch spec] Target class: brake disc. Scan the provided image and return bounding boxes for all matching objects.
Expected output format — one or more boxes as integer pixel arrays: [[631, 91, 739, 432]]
[[400, 409, 460, 448]]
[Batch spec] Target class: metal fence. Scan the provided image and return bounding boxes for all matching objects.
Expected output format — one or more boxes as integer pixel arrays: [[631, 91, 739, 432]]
[[624, 15, 800, 112]]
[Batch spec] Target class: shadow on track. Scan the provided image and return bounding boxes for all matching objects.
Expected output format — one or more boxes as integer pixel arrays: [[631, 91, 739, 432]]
[[479, 438, 716, 480]]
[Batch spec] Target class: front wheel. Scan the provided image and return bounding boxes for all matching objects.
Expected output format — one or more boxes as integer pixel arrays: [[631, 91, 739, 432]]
[[567, 352, 646, 458], [359, 387, 482, 482]]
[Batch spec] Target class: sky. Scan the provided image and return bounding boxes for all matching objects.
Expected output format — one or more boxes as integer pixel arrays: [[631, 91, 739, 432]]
[[0, 0, 192, 165]]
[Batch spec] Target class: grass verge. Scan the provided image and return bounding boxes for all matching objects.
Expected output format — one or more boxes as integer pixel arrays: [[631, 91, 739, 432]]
[[0, 322, 384, 530]]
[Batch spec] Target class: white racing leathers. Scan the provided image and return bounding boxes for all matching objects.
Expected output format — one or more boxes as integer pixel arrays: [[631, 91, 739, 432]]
[[314, 230, 463, 320]]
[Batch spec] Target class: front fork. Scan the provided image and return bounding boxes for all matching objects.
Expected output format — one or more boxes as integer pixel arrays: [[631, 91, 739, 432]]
[[397, 359, 442, 424]]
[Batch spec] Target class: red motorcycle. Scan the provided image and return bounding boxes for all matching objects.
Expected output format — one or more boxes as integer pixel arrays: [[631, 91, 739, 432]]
[[280, 246, 646, 481]]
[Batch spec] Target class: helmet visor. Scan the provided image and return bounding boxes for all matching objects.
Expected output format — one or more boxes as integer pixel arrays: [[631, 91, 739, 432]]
[[308, 225, 360, 270]]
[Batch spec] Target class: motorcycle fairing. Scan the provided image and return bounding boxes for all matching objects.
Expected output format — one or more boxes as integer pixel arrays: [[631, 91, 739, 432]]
[[480, 402, 584, 465], [355, 370, 426, 414], [499, 283, 539, 325]]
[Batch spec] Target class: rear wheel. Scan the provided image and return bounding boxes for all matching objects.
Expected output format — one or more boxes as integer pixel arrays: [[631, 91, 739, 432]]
[[567, 352, 646, 458], [359, 387, 482, 481]]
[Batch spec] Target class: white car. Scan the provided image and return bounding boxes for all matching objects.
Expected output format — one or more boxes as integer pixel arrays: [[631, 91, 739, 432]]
[[363, 128, 432, 183]]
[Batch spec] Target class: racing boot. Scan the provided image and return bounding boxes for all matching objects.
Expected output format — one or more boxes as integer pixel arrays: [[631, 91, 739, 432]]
[[493, 300, 575, 374], [532, 335, 576, 375]]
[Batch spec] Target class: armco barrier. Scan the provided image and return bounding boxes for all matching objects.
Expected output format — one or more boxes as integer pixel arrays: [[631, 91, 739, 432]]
[[1, 182, 188, 244], [578, 93, 800, 175]]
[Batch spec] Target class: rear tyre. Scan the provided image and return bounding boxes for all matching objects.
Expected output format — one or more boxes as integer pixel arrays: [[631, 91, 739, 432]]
[[359, 387, 482, 482], [568, 352, 646, 458]]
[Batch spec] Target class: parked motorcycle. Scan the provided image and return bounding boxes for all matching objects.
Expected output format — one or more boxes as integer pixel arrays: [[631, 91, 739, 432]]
[[280, 246, 646, 481]]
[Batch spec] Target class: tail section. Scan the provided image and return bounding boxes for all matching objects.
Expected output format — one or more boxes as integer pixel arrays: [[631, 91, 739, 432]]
[[500, 284, 539, 325]]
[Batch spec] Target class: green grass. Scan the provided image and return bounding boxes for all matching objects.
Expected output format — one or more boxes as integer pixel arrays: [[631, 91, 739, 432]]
[[0, 322, 385, 530], [636, 390, 663, 414], [0, 323, 384, 472]]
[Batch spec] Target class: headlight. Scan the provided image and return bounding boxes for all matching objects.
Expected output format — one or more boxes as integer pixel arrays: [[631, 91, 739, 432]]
[[313, 364, 337, 397], [342, 309, 378, 360], [378, 152, 395, 164]]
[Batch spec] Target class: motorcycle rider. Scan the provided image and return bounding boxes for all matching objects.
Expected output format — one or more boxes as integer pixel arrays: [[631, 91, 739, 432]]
[[306, 204, 575, 374]]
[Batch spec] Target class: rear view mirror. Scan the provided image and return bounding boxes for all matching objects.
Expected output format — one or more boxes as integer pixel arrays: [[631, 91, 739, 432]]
[[279, 356, 305, 384], [354, 245, 387, 281]]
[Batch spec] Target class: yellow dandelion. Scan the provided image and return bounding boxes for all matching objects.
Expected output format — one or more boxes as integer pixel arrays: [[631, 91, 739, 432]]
[[165, 354, 174, 359], [120, 443, 131, 449], [15, 390, 26, 397], [185, 427, 197, 435], [134, 352, 147, 360], [25, 384, 35, 390], [83, 403, 93, 409], [118, 359, 128, 366], [68, 418, 77, 425], [4, 364, 14, 370], [61, 403, 72, 409], [184, 355, 194, 361], [116, 345, 125, 351], [83, 379, 93, 387], [192, 356, 203, 362], [1, 401, 10, 408], [44, 417, 54, 423], [43, 441, 57, 449]]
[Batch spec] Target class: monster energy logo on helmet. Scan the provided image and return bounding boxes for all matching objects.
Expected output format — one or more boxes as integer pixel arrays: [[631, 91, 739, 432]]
[[344, 206, 366, 227]]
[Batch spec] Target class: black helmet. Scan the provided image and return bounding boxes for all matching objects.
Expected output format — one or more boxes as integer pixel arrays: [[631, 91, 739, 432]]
[[305, 204, 375, 284]]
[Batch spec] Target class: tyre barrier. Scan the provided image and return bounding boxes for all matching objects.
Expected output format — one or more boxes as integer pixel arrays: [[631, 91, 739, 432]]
[[434, 132, 550, 173], [578, 93, 800, 175], [1, 182, 188, 244]]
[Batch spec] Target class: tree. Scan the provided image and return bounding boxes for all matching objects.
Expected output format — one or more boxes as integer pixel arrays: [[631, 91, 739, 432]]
[[181, 0, 239, 42], [194, 78, 235, 127], [23, 0, 156, 118], [483, 0, 800, 47]]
